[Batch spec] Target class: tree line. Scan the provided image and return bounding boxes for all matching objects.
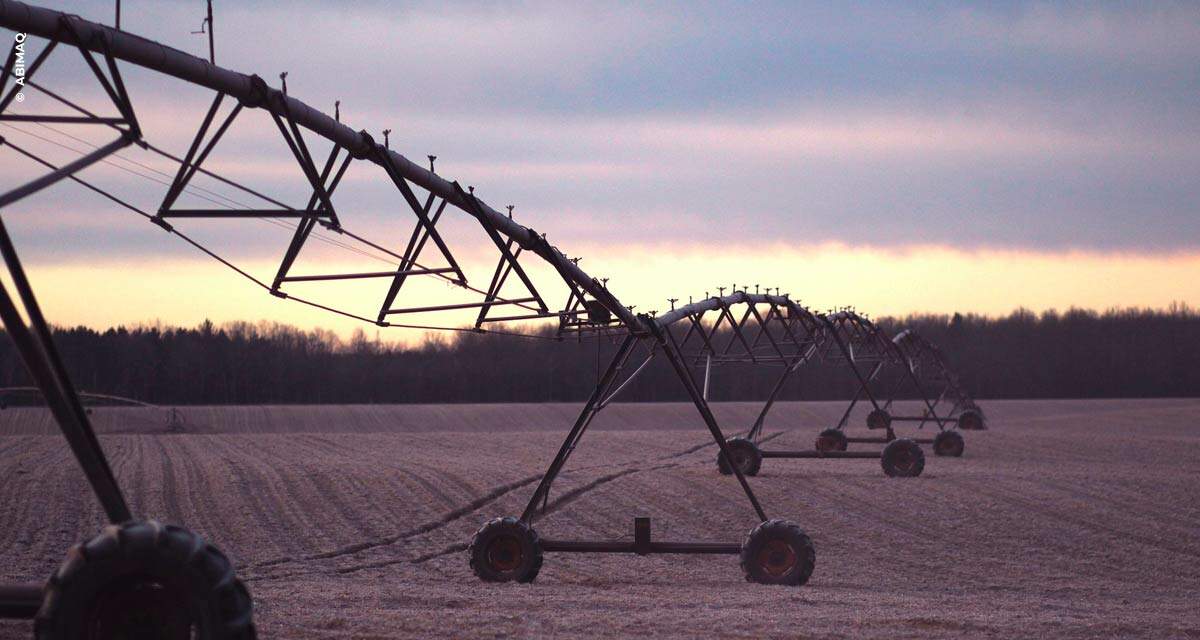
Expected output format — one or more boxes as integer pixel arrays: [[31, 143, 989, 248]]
[[0, 305, 1197, 405]]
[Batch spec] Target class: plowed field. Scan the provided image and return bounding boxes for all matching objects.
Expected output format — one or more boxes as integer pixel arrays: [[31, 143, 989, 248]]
[[2, 399, 1198, 638]]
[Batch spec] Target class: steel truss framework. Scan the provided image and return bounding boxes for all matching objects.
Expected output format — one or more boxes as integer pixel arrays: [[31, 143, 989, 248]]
[[0, 2, 817, 620], [654, 292, 936, 477], [778, 310, 974, 463], [892, 328, 986, 430], [819, 311, 956, 433]]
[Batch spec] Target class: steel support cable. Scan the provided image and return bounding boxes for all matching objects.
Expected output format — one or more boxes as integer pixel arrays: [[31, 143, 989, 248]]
[[0, 120, 551, 317], [16, 74, 557, 315], [0, 137, 557, 340], [20, 78, 308, 215], [4, 120, 401, 267], [29, 121, 547, 310], [19, 84, 255, 211]]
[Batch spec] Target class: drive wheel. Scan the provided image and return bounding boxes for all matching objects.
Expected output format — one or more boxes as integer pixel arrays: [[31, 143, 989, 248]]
[[881, 438, 925, 477], [958, 409, 985, 431], [933, 430, 965, 457], [35, 520, 255, 640], [866, 408, 891, 430], [740, 519, 815, 586], [814, 428, 848, 452], [468, 516, 543, 583], [716, 437, 762, 476]]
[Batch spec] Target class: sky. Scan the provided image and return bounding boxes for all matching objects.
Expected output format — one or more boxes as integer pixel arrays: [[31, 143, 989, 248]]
[[1, 1, 1198, 342]]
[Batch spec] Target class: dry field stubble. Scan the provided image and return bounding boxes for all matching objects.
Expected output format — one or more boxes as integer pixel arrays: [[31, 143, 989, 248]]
[[1, 399, 1199, 638]]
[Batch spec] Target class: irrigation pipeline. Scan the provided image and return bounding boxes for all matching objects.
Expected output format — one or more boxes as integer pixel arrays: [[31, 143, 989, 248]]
[[0, 1, 636, 337]]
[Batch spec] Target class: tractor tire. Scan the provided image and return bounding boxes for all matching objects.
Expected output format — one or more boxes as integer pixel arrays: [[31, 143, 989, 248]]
[[933, 430, 965, 457], [468, 517, 543, 583], [35, 520, 255, 640], [716, 437, 762, 477], [880, 438, 925, 478], [866, 408, 892, 430], [740, 519, 815, 586], [814, 428, 848, 452], [958, 409, 985, 431]]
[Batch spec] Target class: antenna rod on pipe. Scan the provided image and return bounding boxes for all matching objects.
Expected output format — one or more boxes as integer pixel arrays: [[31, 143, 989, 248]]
[[206, 0, 214, 65]]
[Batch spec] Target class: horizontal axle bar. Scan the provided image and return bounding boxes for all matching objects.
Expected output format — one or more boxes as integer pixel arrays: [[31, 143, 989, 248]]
[[845, 436, 934, 445], [761, 450, 881, 459], [540, 539, 740, 555], [0, 582, 41, 620]]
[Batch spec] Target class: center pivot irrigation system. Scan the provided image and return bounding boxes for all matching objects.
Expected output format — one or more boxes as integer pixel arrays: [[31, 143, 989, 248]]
[[0, 2, 843, 635], [807, 311, 973, 458], [891, 328, 987, 432], [659, 293, 951, 480]]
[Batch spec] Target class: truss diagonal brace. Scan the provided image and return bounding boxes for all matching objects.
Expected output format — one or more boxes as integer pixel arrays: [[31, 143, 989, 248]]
[[376, 147, 466, 285], [454, 183, 549, 326], [157, 92, 243, 216], [268, 103, 341, 228], [271, 143, 353, 291], [654, 318, 767, 521], [0, 135, 132, 208], [520, 333, 639, 523], [375, 193, 449, 323]]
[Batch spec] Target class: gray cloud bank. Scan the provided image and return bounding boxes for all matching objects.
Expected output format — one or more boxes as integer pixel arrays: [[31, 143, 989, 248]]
[[2, 0, 1198, 261]]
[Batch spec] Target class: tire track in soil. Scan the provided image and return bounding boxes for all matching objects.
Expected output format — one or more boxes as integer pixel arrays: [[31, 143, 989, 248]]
[[400, 434, 778, 572], [0, 437, 30, 458], [344, 463, 679, 573], [152, 436, 184, 524], [337, 432, 790, 572], [242, 471, 546, 581], [243, 430, 782, 580]]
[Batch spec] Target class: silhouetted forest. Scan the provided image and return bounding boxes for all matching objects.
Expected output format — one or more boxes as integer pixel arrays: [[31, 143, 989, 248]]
[[1, 306, 1197, 405]]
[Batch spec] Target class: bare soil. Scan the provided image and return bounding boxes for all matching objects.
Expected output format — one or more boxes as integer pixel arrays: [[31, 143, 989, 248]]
[[1, 399, 1198, 638]]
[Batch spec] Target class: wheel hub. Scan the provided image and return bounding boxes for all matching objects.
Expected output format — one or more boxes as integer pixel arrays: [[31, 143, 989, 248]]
[[486, 535, 524, 572], [86, 575, 194, 640], [757, 540, 798, 577]]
